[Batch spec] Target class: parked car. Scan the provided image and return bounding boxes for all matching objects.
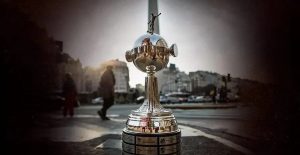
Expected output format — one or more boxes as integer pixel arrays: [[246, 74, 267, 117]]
[[205, 96, 213, 102], [160, 95, 170, 104], [194, 96, 205, 102], [188, 95, 197, 103], [161, 92, 190, 103], [91, 97, 104, 104], [227, 93, 240, 102], [188, 96, 212, 103], [135, 96, 145, 104]]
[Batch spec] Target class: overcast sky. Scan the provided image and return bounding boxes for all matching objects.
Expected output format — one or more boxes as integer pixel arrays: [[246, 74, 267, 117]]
[[16, 0, 287, 87]]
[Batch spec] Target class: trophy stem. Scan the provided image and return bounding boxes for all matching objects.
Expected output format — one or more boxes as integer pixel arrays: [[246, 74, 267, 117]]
[[145, 65, 160, 113]]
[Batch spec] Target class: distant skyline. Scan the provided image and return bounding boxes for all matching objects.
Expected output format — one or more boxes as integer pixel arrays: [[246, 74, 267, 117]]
[[17, 0, 281, 87]]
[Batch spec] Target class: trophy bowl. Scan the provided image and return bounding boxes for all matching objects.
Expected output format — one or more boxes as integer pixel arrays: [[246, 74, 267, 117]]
[[125, 33, 178, 73]]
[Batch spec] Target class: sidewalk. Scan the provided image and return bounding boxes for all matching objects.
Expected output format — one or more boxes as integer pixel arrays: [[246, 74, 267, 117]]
[[5, 103, 260, 155], [9, 134, 244, 155], [15, 116, 246, 155]]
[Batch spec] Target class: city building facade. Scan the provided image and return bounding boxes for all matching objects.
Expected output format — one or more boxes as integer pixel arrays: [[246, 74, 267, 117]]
[[189, 71, 239, 99], [156, 64, 192, 94]]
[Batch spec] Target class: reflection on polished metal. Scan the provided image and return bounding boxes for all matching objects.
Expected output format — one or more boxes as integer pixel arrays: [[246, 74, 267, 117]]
[[122, 13, 180, 155]]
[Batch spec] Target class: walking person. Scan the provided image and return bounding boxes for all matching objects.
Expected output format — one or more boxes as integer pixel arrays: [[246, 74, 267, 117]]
[[98, 65, 115, 120], [211, 85, 217, 104], [62, 72, 77, 117]]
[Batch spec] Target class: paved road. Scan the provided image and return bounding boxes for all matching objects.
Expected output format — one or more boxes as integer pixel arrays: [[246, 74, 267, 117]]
[[13, 103, 270, 155], [68, 104, 260, 139], [70, 103, 256, 119]]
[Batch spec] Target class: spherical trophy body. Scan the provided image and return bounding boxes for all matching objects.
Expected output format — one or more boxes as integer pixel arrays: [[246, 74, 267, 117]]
[[122, 33, 180, 155]]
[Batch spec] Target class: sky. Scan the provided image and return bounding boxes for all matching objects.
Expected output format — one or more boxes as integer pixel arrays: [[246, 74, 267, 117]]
[[15, 0, 287, 87]]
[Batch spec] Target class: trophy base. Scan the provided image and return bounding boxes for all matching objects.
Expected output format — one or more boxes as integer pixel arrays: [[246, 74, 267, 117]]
[[122, 129, 181, 155]]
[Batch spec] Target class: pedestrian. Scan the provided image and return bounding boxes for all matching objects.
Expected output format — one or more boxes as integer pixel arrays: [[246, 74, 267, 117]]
[[98, 65, 115, 120], [62, 72, 77, 117], [211, 86, 217, 104]]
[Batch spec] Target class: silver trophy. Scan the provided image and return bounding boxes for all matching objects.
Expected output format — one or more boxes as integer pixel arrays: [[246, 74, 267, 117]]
[[122, 13, 180, 155]]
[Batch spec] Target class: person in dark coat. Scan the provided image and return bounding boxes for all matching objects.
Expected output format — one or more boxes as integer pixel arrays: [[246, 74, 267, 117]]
[[211, 85, 217, 104], [62, 72, 77, 117], [98, 65, 115, 120]]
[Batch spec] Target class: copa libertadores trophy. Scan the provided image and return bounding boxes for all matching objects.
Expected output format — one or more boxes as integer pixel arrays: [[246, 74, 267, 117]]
[[122, 13, 180, 155]]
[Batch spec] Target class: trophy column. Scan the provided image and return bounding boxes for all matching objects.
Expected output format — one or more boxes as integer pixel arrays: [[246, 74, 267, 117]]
[[122, 12, 180, 155]]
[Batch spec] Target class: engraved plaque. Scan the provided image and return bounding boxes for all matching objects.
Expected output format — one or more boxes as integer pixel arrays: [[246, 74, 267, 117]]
[[159, 135, 177, 145], [122, 133, 135, 144], [136, 136, 157, 145], [159, 145, 177, 154], [136, 146, 158, 155], [122, 142, 135, 153]]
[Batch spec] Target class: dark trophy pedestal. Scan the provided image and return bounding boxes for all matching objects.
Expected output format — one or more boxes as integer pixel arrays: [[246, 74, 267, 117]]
[[122, 131, 181, 155]]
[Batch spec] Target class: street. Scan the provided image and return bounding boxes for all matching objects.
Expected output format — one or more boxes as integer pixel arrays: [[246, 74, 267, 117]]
[[12, 103, 274, 155]]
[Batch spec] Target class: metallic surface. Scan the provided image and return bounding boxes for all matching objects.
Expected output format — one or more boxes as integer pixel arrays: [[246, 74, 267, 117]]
[[125, 33, 178, 73], [124, 33, 178, 134], [123, 30, 180, 155], [123, 65, 179, 134]]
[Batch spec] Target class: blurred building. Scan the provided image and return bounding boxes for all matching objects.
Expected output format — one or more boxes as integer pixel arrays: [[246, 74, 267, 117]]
[[54, 40, 85, 93], [189, 71, 239, 98], [82, 59, 130, 94], [156, 64, 192, 94], [189, 71, 222, 89], [82, 66, 101, 93]]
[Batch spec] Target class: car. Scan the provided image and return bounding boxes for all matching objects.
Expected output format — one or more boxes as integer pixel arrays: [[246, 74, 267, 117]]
[[135, 96, 145, 104], [194, 96, 212, 103], [165, 94, 180, 103], [203, 96, 212, 102], [188, 95, 197, 103], [91, 97, 104, 104], [194, 96, 205, 102], [227, 93, 240, 102], [169, 92, 190, 103], [162, 92, 190, 103], [160, 95, 169, 104]]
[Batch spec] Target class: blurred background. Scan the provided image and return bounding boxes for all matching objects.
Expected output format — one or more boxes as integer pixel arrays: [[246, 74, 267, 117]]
[[1, 0, 299, 154]]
